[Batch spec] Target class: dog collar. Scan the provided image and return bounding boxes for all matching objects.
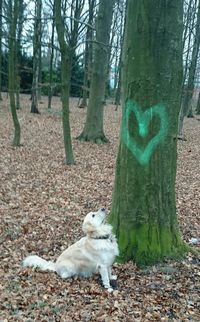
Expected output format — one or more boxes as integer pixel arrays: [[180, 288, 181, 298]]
[[92, 234, 110, 240]]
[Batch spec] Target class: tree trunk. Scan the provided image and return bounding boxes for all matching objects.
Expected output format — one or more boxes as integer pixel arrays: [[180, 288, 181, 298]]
[[15, 76, 20, 110], [48, 2, 55, 110], [55, 0, 75, 165], [114, 34, 124, 108], [182, 0, 197, 88], [109, 0, 187, 266], [38, 35, 42, 101], [77, 0, 114, 143], [196, 90, 200, 114], [0, 0, 3, 101], [8, 0, 21, 146], [31, 0, 42, 114], [78, 0, 95, 108], [15, 0, 24, 110], [179, 1, 200, 130], [114, 0, 126, 109]]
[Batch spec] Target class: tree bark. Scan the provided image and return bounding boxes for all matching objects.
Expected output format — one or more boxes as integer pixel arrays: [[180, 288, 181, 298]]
[[114, 30, 124, 108], [113, 0, 126, 109], [182, 0, 197, 88], [109, 0, 187, 266], [179, 1, 200, 131], [77, 0, 115, 143], [78, 0, 95, 108], [8, 0, 21, 146], [48, 1, 55, 110], [196, 90, 200, 114], [0, 0, 3, 101], [55, 0, 75, 165], [15, 0, 24, 110], [31, 0, 42, 114]]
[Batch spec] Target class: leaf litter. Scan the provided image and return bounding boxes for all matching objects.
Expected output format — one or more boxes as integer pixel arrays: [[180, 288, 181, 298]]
[[0, 94, 199, 321]]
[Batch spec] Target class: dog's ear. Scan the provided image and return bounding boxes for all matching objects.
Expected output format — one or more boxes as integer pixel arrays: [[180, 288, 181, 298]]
[[82, 222, 96, 236]]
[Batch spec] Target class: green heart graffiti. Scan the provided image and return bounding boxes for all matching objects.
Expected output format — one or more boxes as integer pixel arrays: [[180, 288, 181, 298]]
[[121, 100, 168, 165]]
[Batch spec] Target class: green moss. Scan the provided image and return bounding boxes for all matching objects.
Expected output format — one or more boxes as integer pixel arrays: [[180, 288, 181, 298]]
[[112, 223, 188, 267]]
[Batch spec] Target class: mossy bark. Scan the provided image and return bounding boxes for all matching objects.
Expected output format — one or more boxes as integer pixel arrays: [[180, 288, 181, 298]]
[[0, 0, 3, 101], [110, 0, 187, 266], [77, 0, 114, 144]]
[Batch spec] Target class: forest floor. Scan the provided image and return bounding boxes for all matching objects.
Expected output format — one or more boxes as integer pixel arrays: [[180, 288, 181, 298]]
[[0, 94, 200, 322]]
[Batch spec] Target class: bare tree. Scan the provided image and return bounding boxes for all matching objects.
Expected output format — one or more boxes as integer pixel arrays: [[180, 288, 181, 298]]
[[179, 0, 200, 135], [112, 0, 126, 108], [77, 0, 115, 143], [47, 0, 55, 110], [78, 0, 95, 108], [182, 0, 197, 87], [8, 0, 21, 146], [31, 0, 42, 114], [196, 89, 200, 113], [55, 0, 74, 164], [15, 0, 25, 110]]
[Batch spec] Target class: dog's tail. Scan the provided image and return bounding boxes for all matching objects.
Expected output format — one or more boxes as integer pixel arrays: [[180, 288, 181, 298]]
[[23, 255, 56, 272]]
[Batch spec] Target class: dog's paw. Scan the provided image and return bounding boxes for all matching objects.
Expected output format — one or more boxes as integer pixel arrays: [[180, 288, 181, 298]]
[[60, 271, 70, 279], [106, 287, 113, 293], [110, 279, 118, 289], [110, 275, 117, 280]]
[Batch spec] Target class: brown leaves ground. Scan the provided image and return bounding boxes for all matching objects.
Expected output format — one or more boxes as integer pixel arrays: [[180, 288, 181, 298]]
[[0, 94, 200, 321]]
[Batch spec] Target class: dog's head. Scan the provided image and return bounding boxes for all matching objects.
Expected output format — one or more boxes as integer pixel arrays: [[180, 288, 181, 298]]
[[82, 208, 108, 237]]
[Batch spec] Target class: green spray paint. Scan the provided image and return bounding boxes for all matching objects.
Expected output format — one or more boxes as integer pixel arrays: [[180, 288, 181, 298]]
[[121, 100, 168, 165]]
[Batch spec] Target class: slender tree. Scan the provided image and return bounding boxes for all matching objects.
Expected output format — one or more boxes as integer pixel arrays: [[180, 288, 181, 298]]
[[47, 1, 55, 110], [55, 0, 75, 164], [109, 0, 187, 266], [8, 0, 21, 146], [179, 0, 200, 133], [182, 0, 197, 88], [77, 0, 115, 143], [186, 1, 200, 118], [196, 90, 200, 114], [78, 0, 95, 108], [15, 0, 24, 110], [109, 0, 126, 107], [31, 0, 42, 114], [114, 7, 125, 108]]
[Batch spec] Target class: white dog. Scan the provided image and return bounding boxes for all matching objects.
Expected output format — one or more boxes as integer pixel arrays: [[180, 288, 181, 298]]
[[23, 208, 119, 292]]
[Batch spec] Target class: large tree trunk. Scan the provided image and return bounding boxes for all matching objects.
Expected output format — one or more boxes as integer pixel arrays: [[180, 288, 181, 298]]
[[109, 0, 187, 266], [8, 0, 21, 146], [77, 0, 114, 143], [0, 0, 3, 101], [31, 0, 42, 114], [55, 0, 75, 165]]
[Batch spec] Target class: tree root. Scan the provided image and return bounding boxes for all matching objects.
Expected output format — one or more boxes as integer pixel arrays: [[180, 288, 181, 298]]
[[76, 133, 109, 144]]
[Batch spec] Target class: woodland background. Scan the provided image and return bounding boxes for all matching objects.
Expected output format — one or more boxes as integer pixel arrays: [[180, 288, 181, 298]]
[[0, 0, 200, 320], [0, 95, 200, 320]]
